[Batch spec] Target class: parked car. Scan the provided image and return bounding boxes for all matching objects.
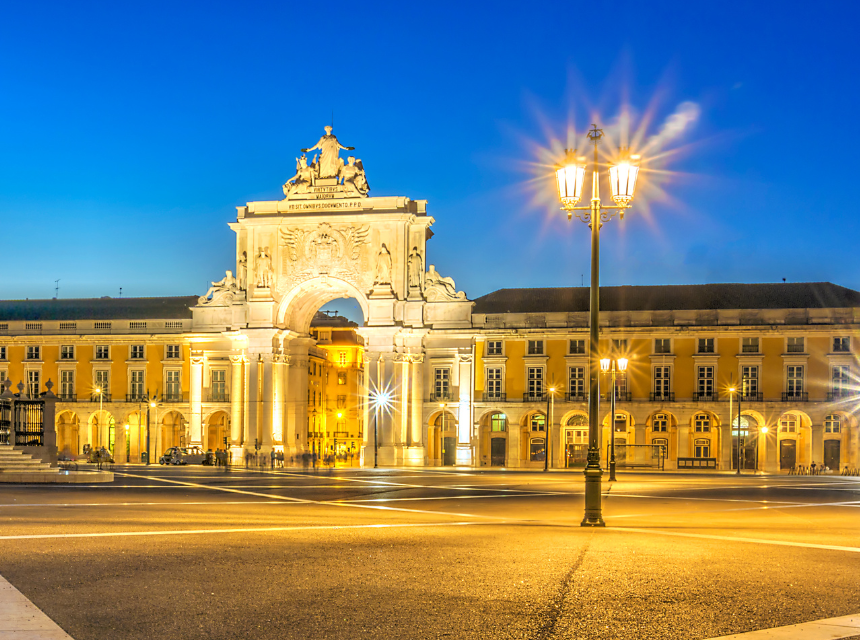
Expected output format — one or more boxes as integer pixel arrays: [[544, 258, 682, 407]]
[[159, 446, 207, 465]]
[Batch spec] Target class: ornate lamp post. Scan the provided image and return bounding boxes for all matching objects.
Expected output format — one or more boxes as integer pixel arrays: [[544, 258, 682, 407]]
[[600, 356, 628, 482], [556, 124, 640, 526]]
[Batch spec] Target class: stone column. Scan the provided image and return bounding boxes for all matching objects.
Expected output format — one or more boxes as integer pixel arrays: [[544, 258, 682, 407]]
[[284, 339, 312, 459], [272, 354, 285, 447], [229, 355, 244, 457], [810, 424, 823, 468], [456, 353, 473, 466], [189, 352, 205, 446], [403, 356, 425, 466], [246, 355, 260, 450], [719, 424, 733, 470], [261, 354, 274, 453]]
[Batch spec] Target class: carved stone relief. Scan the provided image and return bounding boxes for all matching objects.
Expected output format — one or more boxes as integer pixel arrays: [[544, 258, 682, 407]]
[[276, 223, 371, 294]]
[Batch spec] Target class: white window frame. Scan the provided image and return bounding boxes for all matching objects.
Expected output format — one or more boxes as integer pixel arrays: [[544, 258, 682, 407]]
[[130, 345, 145, 360], [568, 366, 585, 399], [786, 365, 805, 396], [486, 340, 503, 356], [569, 339, 586, 355], [129, 369, 145, 400], [164, 369, 182, 400], [26, 345, 41, 361], [95, 345, 110, 360], [833, 337, 850, 353], [654, 338, 671, 355], [165, 345, 181, 360], [527, 340, 544, 356], [741, 337, 760, 354], [485, 367, 503, 400], [60, 345, 75, 360], [697, 338, 715, 354], [652, 413, 669, 432], [653, 365, 672, 397], [434, 367, 451, 399], [786, 337, 805, 353], [527, 366, 544, 399], [694, 413, 711, 433]]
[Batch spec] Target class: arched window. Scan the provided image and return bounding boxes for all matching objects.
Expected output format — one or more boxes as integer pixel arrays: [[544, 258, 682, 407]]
[[694, 413, 711, 432], [652, 413, 668, 432], [530, 413, 546, 432], [779, 415, 797, 433], [694, 439, 711, 458], [566, 414, 587, 427], [824, 414, 841, 433], [490, 413, 507, 432], [652, 437, 669, 457]]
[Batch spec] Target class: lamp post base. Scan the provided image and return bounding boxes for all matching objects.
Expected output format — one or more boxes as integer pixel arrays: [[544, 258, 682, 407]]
[[581, 466, 605, 527], [609, 460, 616, 482]]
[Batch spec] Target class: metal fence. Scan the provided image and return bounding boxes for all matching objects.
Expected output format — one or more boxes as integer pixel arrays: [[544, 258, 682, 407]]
[[0, 399, 10, 445], [607, 443, 666, 470], [13, 400, 44, 446]]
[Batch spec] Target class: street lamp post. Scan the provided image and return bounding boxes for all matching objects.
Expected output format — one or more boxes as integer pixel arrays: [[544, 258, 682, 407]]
[[728, 378, 736, 473], [440, 402, 446, 467], [600, 357, 628, 482], [556, 125, 639, 526]]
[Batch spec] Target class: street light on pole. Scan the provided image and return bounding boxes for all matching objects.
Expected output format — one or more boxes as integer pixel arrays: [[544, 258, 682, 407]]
[[556, 124, 640, 526], [600, 356, 628, 482]]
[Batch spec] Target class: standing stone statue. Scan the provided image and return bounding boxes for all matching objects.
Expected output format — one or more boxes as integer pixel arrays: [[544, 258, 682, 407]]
[[374, 244, 392, 286], [407, 246, 422, 290], [302, 126, 354, 179], [237, 251, 248, 291], [255, 247, 273, 288]]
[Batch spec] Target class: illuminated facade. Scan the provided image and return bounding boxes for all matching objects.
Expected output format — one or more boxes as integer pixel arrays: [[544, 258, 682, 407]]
[[1, 127, 857, 472]]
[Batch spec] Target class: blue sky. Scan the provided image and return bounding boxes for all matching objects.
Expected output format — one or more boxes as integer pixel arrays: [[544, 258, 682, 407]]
[[2, 0, 858, 309]]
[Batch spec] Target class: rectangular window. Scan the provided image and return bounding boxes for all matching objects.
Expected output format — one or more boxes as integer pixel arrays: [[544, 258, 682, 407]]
[[527, 367, 544, 399], [613, 339, 628, 352], [130, 345, 145, 360], [652, 413, 668, 432], [26, 346, 40, 360], [568, 366, 585, 399], [165, 370, 181, 400], [166, 345, 181, 359], [833, 337, 850, 352], [60, 345, 75, 360], [832, 365, 850, 398], [569, 339, 586, 354], [336, 395, 346, 409], [697, 338, 715, 354], [338, 351, 348, 366], [529, 438, 546, 461], [787, 337, 804, 353], [434, 368, 450, 399], [211, 369, 226, 401], [786, 365, 804, 396], [95, 345, 109, 360], [0, 369, 7, 384], [337, 371, 347, 385], [615, 372, 628, 399], [94, 370, 110, 397], [654, 366, 671, 398], [27, 370, 40, 398], [527, 340, 544, 355], [654, 339, 671, 354], [485, 368, 502, 399], [694, 439, 711, 458], [490, 413, 506, 432], [60, 370, 75, 400], [742, 366, 759, 398], [0, 346, 6, 360], [697, 366, 714, 398], [694, 414, 711, 432], [742, 337, 759, 353], [487, 340, 503, 356], [130, 370, 145, 400]]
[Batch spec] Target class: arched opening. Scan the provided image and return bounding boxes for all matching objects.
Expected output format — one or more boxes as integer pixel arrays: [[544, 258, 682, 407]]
[[777, 411, 811, 470], [732, 413, 761, 471], [647, 411, 677, 465], [156, 410, 186, 460], [55, 410, 81, 456], [477, 411, 507, 467], [205, 410, 230, 453], [87, 410, 115, 458], [823, 413, 846, 471], [119, 410, 146, 464], [520, 411, 547, 465], [429, 411, 457, 466], [306, 298, 366, 465], [562, 412, 588, 468]]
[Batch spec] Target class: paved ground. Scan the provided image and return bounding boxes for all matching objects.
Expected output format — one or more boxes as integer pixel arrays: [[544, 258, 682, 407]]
[[0, 465, 858, 640]]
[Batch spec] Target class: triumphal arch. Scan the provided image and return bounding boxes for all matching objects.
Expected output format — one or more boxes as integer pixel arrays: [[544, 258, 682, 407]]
[[193, 126, 475, 466]]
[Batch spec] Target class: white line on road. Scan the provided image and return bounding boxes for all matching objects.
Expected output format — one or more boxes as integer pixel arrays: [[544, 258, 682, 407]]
[[702, 612, 860, 639], [614, 527, 860, 554], [0, 521, 489, 541], [0, 573, 74, 638]]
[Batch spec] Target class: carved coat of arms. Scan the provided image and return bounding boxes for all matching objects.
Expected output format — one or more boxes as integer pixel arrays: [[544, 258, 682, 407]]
[[278, 223, 371, 293]]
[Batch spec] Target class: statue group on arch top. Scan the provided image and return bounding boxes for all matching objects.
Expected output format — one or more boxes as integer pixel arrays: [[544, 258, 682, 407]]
[[283, 126, 370, 198]]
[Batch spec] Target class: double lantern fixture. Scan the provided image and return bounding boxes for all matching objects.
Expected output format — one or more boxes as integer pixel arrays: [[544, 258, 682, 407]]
[[555, 128, 641, 219]]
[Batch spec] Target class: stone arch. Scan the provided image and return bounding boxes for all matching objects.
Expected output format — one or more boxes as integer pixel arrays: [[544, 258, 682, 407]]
[[428, 409, 457, 465], [87, 409, 116, 452], [477, 410, 509, 468], [275, 276, 371, 334], [117, 409, 147, 464], [204, 409, 231, 451], [55, 410, 81, 456], [155, 409, 187, 456], [777, 410, 812, 468]]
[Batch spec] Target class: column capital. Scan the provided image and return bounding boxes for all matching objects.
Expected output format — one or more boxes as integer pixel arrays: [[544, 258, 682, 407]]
[[229, 354, 245, 365]]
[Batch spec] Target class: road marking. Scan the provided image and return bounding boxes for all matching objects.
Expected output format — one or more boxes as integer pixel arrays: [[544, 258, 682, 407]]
[[615, 527, 860, 554], [0, 573, 74, 638], [0, 521, 489, 541], [703, 612, 860, 639]]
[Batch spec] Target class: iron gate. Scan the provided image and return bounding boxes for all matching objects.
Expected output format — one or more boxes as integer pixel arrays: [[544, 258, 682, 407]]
[[13, 400, 44, 446]]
